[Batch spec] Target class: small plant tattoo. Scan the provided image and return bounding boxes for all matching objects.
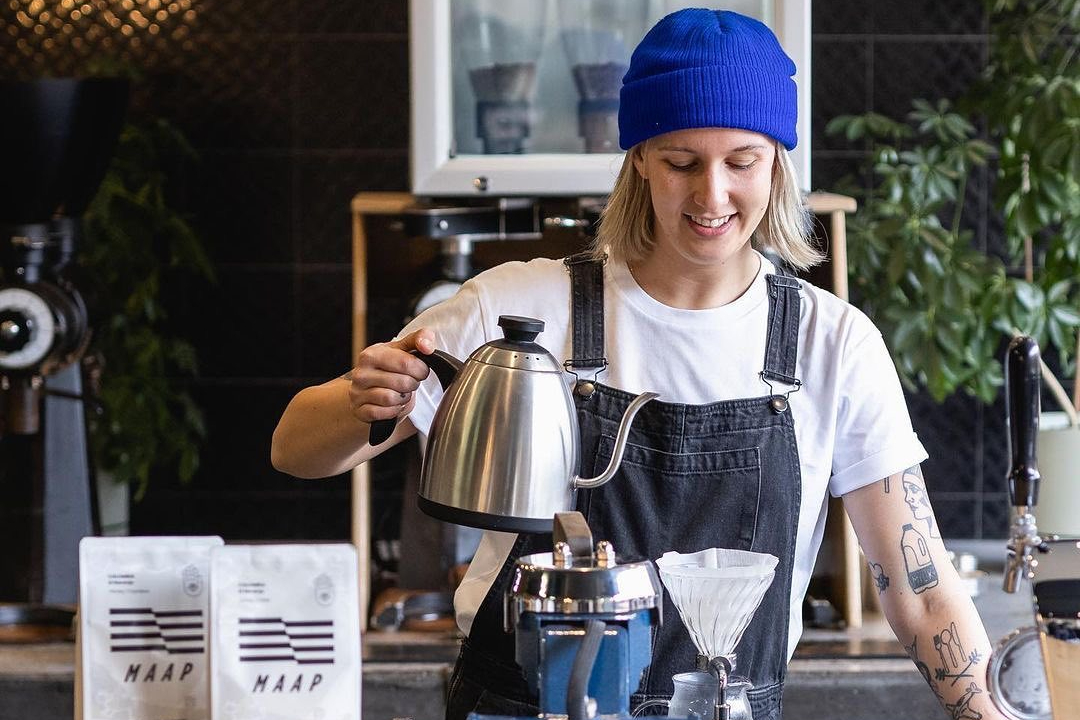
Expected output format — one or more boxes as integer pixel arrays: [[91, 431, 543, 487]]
[[869, 561, 890, 594]]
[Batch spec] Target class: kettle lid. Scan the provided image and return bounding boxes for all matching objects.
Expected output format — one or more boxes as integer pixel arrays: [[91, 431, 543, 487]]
[[471, 315, 563, 373], [498, 315, 544, 341]]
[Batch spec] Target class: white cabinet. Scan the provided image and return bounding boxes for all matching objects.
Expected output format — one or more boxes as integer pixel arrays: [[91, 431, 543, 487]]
[[409, 0, 812, 197]]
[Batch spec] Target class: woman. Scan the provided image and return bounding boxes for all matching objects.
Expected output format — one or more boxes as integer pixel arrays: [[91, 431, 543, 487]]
[[273, 9, 1008, 720]]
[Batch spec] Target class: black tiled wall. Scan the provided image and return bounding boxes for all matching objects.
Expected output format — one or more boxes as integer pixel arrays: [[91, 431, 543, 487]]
[[2, 1, 1008, 540], [810, 0, 1008, 540]]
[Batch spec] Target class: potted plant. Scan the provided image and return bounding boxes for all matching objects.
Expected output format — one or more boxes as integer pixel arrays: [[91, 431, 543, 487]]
[[826, 0, 1079, 405], [80, 117, 215, 525]]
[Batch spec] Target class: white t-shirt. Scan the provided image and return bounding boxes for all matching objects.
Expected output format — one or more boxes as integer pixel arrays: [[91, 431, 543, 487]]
[[399, 252, 927, 657]]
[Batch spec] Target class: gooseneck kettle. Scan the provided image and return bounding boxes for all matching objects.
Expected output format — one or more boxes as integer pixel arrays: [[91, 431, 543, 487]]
[[369, 315, 658, 533]]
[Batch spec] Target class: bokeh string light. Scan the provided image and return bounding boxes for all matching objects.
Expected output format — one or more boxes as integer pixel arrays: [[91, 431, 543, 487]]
[[2, 0, 199, 77]]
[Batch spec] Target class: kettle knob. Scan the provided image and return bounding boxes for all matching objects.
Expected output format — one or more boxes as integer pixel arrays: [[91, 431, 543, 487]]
[[498, 315, 544, 342]]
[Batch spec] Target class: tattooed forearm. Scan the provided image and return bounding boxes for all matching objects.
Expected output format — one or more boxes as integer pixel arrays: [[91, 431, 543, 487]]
[[907, 627, 989, 719], [868, 560, 890, 593], [850, 466, 1002, 718], [902, 523, 939, 593]]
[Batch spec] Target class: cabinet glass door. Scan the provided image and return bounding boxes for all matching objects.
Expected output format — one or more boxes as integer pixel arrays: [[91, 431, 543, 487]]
[[411, 0, 808, 196]]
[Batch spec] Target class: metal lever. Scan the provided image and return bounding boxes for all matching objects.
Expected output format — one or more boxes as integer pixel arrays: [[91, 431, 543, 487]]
[[553, 512, 595, 567], [1003, 336, 1044, 593], [1006, 336, 1041, 508]]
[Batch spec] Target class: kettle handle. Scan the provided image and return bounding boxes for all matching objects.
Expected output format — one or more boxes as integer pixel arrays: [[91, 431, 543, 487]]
[[367, 349, 463, 446]]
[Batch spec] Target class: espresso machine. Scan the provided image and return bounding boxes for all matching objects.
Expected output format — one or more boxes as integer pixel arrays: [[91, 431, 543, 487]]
[[989, 336, 1080, 718]]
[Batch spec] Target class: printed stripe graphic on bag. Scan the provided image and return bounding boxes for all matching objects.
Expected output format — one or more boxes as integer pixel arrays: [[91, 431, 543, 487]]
[[237, 617, 335, 664], [109, 607, 206, 654]]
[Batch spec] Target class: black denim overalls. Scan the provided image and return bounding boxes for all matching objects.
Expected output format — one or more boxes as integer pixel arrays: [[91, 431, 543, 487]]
[[446, 254, 803, 720]]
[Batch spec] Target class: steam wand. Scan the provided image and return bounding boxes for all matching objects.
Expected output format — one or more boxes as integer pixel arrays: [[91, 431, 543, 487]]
[[1003, 336, 1049, 594]]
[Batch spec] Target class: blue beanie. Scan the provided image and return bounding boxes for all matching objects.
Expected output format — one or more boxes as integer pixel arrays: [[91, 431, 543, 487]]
[[618, 8, 798, 151]]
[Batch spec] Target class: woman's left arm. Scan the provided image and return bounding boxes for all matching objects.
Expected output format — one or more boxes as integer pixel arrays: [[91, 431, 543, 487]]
[[843, 464, 1011, 720]]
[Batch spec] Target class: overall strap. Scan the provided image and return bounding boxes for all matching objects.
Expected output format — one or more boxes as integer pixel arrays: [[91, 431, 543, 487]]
[[564, 253, 607, 372], [761, 272, 802, 386]]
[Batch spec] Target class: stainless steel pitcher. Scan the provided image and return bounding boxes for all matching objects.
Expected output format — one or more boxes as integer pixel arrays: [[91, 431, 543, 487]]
[[369, 315, 658, 533]]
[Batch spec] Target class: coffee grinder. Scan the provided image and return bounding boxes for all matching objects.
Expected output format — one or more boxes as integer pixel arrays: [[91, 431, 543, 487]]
[[988, 336, 1080, 718], [0, 78, 129, 613]]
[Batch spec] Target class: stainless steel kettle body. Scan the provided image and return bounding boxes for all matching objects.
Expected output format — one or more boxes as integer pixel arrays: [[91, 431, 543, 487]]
[[374, 315, 657, 533]]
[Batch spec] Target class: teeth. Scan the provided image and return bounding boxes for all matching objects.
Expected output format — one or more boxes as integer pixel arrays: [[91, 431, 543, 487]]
[[689, 214, 731, 228]]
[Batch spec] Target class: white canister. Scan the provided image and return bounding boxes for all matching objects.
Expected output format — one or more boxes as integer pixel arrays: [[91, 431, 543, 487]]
[[1034, 412, 1080, 538]]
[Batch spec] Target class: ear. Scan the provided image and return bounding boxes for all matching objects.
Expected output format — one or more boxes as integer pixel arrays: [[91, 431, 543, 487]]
[[631, 144, 648, 181]]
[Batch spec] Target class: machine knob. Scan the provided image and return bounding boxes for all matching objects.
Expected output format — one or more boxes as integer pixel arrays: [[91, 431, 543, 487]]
[[0, 286, 58, 371], [0, 311, 32, 353]]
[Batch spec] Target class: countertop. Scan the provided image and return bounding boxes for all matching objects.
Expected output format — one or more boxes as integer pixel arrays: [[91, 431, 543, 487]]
[[0, 570, 1037, 720]]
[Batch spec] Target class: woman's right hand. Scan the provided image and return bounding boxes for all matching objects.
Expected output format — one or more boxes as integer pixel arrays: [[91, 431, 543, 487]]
[[272, 328, 435, 477], [347, 328, 436, 432]]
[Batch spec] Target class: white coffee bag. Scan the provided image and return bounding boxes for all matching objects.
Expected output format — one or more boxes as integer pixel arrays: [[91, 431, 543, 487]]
[[210, 544, 361, 720], [78, 535, 223, 720]]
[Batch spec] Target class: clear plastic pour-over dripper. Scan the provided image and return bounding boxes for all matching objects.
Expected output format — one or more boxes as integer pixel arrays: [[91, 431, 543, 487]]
[[629, 549, 777, 719], [656, 547, 779, 664]]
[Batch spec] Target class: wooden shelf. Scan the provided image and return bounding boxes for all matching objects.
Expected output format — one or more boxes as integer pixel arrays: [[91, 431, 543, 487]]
[[349, 191, 863, 628], [350, 192, 414, 628]]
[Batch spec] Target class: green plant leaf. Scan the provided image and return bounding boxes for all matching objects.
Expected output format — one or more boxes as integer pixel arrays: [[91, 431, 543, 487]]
[[825, 0, 1077, 402], [81, 119, 213, 494], [1051, 305, 1080, 326]]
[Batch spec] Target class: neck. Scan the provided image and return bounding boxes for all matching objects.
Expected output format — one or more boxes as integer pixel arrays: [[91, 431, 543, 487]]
[[629, 248, 761, 310]]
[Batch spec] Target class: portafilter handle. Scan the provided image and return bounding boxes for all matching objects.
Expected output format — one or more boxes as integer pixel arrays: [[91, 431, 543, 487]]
[[1006, 336, 1041, 509], [1004, 336, 1044, 593]]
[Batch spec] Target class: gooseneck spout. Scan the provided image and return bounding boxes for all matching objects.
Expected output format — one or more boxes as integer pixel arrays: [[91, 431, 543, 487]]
[[1003, 335, 1044, 593], [573, 392, 659, 490]]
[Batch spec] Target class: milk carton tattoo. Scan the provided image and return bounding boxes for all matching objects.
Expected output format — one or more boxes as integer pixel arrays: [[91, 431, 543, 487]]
[[901, 523, 939, 593]]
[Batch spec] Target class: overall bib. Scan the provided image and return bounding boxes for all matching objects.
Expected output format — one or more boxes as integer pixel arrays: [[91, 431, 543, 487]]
[[446, 254, 803, 720]]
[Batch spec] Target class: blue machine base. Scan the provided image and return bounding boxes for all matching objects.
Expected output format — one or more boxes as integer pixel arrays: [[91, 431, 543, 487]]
[[514, 610, 656, 718]]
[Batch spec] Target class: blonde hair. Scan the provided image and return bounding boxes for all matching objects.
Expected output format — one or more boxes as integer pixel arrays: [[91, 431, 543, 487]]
[[591, 140, 823, 271]]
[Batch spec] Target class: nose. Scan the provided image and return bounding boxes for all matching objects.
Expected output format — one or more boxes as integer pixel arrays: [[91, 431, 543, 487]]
[[692, 165, 730, 211]]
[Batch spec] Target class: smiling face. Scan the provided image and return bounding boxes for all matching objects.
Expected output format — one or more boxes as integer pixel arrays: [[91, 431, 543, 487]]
[[633, 127, 776, 271]]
